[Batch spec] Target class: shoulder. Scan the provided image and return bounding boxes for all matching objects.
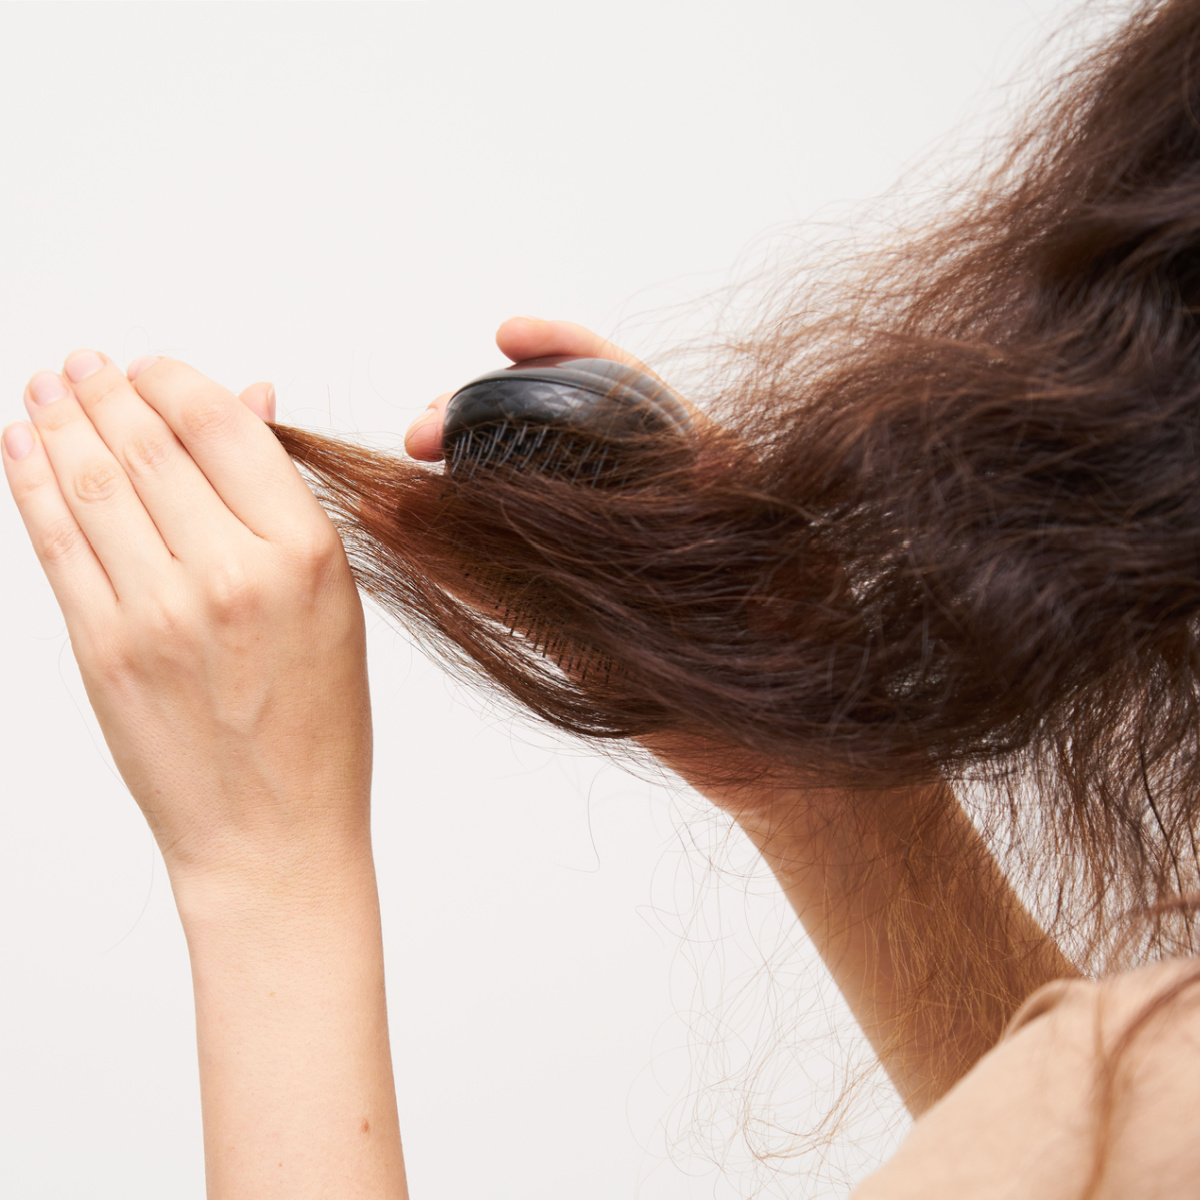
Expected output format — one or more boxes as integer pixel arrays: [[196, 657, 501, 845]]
[[1005, 954, 1200, 1042], [850, 957, 1200, 1200]]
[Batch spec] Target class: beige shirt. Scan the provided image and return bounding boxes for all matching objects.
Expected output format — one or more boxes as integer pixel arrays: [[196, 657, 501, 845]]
[[850, 957, 1200, 1199]]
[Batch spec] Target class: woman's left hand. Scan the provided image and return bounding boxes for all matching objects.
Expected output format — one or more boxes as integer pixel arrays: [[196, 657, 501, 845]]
[[403, 315, 714, 460]]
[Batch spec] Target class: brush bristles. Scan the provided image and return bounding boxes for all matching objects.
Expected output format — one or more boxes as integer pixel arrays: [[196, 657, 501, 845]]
[[442, 416, 683, 680], [445, 420, 630, 487]]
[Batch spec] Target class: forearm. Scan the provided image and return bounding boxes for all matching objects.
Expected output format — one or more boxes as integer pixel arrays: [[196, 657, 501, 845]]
[[746, 779, 1076, 1111], [172, 836, 408, 1200], [7, 351, 407, 1197], [651, 741, 1077, 1114]]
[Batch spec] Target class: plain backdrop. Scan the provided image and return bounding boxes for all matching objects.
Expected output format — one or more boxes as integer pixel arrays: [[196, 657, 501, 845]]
[[0, 2, 1085, 1197]]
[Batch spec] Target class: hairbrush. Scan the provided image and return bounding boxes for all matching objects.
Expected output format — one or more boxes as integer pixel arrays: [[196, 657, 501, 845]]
[[441, 355, 697, 483], [440, 355, 697, 677]]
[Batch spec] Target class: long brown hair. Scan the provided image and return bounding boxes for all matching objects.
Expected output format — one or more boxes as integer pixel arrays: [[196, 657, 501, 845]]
[[275, 0, 1200, 983]]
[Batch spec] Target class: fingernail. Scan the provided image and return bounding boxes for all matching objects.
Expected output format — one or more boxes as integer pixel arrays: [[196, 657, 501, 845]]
[[126, 354, 160, 381], [64, 349, 104, 383], [265, 384, 276, 422], [29, 372, 67, 405], [3, 422, 34, 460]]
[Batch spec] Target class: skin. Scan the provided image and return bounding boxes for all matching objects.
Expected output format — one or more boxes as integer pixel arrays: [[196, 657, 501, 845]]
[[4, 351, 403, 1199], [410, 318, 1079, 1115], [2, 318, 1076, 1196]]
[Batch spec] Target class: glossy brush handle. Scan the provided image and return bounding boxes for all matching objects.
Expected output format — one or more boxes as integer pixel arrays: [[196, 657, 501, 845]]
[[442, 356, 695, 450]]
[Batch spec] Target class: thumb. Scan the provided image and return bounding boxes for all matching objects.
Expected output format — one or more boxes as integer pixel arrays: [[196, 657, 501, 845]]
[[238, 381, 276, 424]]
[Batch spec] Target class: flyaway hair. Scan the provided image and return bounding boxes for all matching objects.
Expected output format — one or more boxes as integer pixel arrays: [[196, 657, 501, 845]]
[[276, 0, 1200, 973]]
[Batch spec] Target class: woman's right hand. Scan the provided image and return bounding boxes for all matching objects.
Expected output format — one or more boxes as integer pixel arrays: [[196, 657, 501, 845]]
[[2, 350, 373, 890], [3, 349, 405, 1200]]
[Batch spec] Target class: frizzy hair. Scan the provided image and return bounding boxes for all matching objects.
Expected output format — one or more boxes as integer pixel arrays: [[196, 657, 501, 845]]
[[275, 0, 1200, 976]]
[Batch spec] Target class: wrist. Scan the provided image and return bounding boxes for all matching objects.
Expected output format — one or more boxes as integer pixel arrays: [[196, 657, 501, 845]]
[[166, 825, 379, 939]]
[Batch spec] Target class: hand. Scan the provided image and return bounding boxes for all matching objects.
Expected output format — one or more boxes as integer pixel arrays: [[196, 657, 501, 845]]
[[404, 315, 710, 459], [2, 350, 371, 888]]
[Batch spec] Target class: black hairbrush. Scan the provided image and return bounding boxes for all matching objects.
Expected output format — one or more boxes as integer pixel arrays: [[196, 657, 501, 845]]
[[440, 355, 697, 678], [441, 355, 697, 483]]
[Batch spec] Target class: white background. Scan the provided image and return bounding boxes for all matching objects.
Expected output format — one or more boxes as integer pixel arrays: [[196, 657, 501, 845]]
[[0, 2, 1082, 1197]]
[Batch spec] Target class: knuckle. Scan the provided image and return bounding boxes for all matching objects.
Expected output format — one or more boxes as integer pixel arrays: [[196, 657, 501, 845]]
[[36, 404, 79, 435], [83, 634, 134, 686], [120, 595, 192, 668], [134, 361, 244, 444], [138, 597, 186, 644], [82, 372, 125, 410], [129, 356, 176, 392], [280, 526, 348, 595], [39, 516, 88, 565], [179, 397, 238, 442], [9, 468, 50, 505], [122, 432, 171, 477], [204, 560, 262, 618], [293, 524, 344, 573], [73, 463, 124, 505]]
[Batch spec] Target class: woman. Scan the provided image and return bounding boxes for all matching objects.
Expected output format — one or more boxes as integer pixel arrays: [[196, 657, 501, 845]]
[[6, 0, 1200, 1195]]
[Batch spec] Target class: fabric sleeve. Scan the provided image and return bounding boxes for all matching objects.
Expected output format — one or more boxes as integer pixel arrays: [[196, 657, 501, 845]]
[[848, 956, 1200, 1200]]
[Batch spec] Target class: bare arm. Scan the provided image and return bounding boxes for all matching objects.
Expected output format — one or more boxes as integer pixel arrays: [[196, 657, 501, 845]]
[[176, 846, 406, 1199], [670, 763, 1078, 1115], [456, 318, 1078, 1115], [4, 350, 408, 1198], [412, 315, 1080, 1117]]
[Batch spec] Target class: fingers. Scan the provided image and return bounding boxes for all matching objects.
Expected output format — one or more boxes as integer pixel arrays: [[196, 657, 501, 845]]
[[125, 356, 328, 543], [6, 350, 310, 650], [3, 418, 118, 624], [238, 381, 276, 424], [404, 392, 454, 462], [131, 358, 275, 426], [53, 351, 253, 565], [20, 365, 177, 599], [495, 316, 661, 379]]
